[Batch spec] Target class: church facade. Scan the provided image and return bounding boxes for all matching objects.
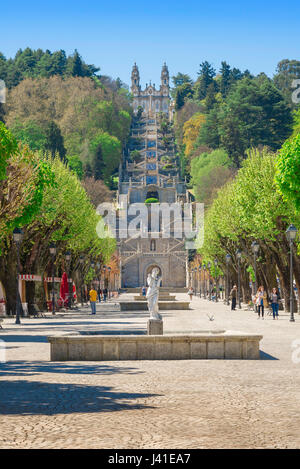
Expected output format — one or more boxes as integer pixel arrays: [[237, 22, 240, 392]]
[[131, 63, 174, 120], [117, 64, 190, 288]]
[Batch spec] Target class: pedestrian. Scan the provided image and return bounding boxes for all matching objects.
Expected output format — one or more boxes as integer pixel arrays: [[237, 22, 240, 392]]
[[89, 287, 97, 315], [97, 287, 102, 303], [270, 287, 280, 320], [141, 285, 147, 296], [188, 286, 194, 301], [103, 287, 108, 302], [230, 285, 237, 310], [255, 286, 268, 319]]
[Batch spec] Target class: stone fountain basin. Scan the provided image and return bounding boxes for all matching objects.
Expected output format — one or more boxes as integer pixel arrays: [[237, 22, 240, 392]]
[[119, 301, 189, 311], [48, 330, 262, 361]]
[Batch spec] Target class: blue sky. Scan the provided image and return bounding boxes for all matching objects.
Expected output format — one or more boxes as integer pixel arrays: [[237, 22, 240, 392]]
[[1, 0, 299, 87]]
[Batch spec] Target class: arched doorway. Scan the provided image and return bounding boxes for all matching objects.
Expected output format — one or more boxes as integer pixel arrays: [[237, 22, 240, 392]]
[[146, 190, 159, 200], [145, 264, 162, 287]]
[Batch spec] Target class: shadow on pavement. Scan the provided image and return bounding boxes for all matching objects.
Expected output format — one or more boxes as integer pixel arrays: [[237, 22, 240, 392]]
[[0, 361, 143, 377], [0, 335, 48, 343], [260, 350, 279, 360], [0, 380, 159, 415]]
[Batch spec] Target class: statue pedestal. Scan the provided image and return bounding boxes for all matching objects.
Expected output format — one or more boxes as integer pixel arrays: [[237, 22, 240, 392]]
[[147, 319, 163, 335]]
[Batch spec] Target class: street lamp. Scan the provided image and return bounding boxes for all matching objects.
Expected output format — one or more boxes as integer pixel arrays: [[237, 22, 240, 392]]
[[103, 265, 106, 291], [107, 266, 111, 298], [191, 268, 194, 293], [79, 255, 84, 305], [251, 241, 260, 295], [225, 254, 231, 306], [90, 260, 95, 290], [203, 264, 206, 299], [207, 262, 212, 300], [286, 224, 298, 322], [49, 242, 57, 315], [214, 259, 218, 302], [198, 265, 202, 298], [13, 228, 23, 324], [96, 262, 101, 293], [65, 251, 72, 308], [236, 249, 242, 309]]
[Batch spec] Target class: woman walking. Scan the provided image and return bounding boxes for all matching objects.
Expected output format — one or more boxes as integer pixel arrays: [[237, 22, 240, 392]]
[[256, 286, 268, 319], [188, 287, 194, 301], [270, 287, 280, 320]]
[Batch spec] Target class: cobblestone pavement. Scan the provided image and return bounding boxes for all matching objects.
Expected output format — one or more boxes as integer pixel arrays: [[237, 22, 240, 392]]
[[0, 293, 300, 449]]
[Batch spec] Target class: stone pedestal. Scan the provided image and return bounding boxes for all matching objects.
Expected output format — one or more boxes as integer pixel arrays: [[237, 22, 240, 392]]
[[147, 319, 163, 335]]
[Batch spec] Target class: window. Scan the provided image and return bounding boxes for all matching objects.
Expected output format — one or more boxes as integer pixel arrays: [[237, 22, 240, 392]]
[[146, 176, 157, 185]]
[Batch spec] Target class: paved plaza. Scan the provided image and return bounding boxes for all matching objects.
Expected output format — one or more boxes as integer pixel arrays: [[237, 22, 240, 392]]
[[0, 293, 300, 449]]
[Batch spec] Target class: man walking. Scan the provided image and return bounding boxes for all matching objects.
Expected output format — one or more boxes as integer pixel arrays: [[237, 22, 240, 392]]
[[230, 285, 237, 310], [89, 287, 97, 315]]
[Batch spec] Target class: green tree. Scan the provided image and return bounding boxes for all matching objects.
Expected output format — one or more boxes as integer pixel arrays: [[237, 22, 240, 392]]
[[219, 61, 231, 98], [44, 121, 67, 161], [273, 59, 300, 108], [89, 132, 121, 183], [66, 50, 99, 77], [68, 155, 84, 179], [199, 78, 293, 166], [191, 149, 233, 204], [194, 61, 216, 101], [0, 121, 18, 180], [174, 83, 194, 110], [10, 120, 47, 151], [171, 72, 193, 99], [275, 134, 300, 211], [92, 144, 105, 180]]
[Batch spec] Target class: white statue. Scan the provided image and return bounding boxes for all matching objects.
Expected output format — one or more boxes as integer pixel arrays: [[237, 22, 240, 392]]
[[146, 267, 162, 320]]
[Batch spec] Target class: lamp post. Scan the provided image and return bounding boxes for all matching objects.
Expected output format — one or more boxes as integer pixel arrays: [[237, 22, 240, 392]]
[[108, 266, 111, 298], [91, 260, 95, 289], [285, 224, 298, 322], [222, 275, 225, 299], [79, 256, 84, 305], [65, 251, 71, 308], [191, 268, 194, 293], [102, 265, 107, 300], [251, 241, 260, 295], [214, 259, 218, 302], [13, 228, 23, 324], [225, 254, 231, 306], [236, 249, 242, 309], [103, 265, 106, 290], [49, 243, 57, 315], [203, 264, 206, 299], [198, 265, 202, 298], [96, 262, 101, 295], [207, 262, 212, 301]]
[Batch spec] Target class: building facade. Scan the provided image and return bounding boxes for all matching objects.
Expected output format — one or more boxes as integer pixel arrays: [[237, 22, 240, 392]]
[[131, 63, 174, 120], [117, 64, 191, 288]]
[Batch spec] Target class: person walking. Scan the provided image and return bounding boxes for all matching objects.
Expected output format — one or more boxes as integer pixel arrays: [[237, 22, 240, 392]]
[[103, 287, 108, 302], [270, 287, 280, 320], [97, 287, 102, 303], [141, 285, 147, 296], [256, 286, 268, 319], [230, 285, 237, 310], [89, 287, 97, 315], [188, 286, 194, 301]]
